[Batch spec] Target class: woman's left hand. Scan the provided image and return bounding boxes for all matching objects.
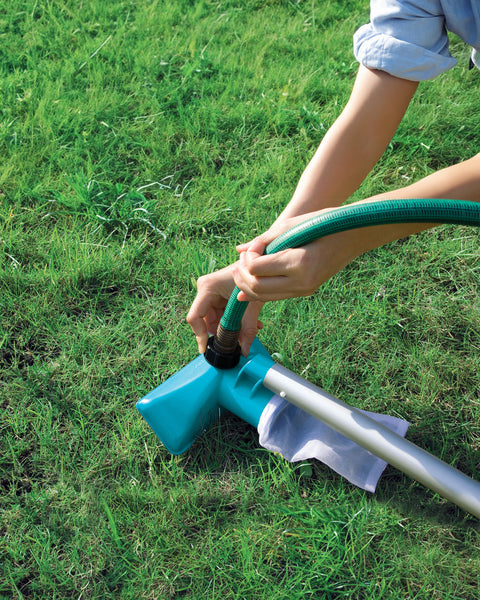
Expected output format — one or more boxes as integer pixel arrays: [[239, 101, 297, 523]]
[[232, 227, 357, 302]]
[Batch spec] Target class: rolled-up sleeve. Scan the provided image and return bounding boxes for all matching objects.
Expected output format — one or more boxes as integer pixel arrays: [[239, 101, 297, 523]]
[[353, 0, 457, 81]]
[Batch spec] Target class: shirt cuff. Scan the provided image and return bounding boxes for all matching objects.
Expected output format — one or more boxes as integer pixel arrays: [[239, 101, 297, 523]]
[[354, 23, 457, 81]]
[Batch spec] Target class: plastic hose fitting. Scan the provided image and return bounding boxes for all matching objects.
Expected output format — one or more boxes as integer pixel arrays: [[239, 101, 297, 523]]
[[205, 325, 241, 369]]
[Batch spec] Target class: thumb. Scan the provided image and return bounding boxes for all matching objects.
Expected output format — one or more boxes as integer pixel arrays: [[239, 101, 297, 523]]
[[236, 234, 269, 256]]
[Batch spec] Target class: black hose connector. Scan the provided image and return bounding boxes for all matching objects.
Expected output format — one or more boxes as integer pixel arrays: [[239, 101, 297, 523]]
[[204, 326, 241, 369]]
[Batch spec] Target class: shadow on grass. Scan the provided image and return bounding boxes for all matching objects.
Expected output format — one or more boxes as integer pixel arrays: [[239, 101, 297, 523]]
[[178, 411, 480, 529]]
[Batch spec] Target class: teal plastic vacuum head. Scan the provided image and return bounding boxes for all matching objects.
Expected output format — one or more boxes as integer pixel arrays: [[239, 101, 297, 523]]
[[136, 338, 275, 454]]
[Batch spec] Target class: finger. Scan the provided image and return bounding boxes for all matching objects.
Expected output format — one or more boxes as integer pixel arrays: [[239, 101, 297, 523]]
[[236, 234, 269, 254], [241, 248, 295, 277], [235, 252, 301, 300], [236, 289, 251, 302], [246, 237, 268, 255], [239, 302, 264, 357], [186, 316, 209, 353], [204, 311, 221, 338], [237, 281, 295, 302], [233, 269, 294, 302], [239, 324, 263, 357], [236, 241, 253, 252], [187, 299, 215, 353]]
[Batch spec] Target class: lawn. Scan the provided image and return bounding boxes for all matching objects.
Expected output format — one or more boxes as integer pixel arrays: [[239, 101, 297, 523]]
[[1, 1, 480, 598]]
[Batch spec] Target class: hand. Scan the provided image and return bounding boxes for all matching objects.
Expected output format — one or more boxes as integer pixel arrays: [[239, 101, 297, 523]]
[[186, 264, 264, 357], [232, 211, 357, 302]]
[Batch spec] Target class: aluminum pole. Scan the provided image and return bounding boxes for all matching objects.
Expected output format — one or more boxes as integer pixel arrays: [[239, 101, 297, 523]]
[[263, 364, 480, 519]]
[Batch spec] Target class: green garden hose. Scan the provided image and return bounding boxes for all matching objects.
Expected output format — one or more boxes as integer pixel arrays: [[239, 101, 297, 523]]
[[205, 198, 480, 368]]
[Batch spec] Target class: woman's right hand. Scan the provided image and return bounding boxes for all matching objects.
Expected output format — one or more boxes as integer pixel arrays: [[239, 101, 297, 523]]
[[186, 263, 264, 358]]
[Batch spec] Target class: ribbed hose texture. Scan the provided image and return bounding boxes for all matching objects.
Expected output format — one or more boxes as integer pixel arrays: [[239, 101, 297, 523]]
[[219, 198, 480, 333]]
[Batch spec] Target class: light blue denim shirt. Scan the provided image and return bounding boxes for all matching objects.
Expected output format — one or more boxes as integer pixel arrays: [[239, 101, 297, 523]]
[[354, 0, 480, 80]]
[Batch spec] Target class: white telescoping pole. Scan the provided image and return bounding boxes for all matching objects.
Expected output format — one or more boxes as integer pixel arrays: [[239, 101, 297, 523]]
[[263, 364, 480, 519]]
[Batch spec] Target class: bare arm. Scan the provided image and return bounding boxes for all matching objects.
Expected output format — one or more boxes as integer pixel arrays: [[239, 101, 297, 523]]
[[187, 66, 479, 356], [277, 66, 418, 220], [234, 153, 480, 303]]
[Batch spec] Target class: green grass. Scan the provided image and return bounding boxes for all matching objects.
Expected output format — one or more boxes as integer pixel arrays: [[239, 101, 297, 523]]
[[1, 1, 480, 598]]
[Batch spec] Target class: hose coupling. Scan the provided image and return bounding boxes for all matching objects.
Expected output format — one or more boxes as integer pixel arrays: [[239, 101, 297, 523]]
[[205, 325, 241, 369]]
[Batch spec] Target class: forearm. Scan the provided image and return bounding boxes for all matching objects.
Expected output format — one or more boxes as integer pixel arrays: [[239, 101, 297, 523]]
[[277, 66, 418, 221], [332, 153, 480, 260], [234, 153, 480, 303], [373, 154, 480, 204]]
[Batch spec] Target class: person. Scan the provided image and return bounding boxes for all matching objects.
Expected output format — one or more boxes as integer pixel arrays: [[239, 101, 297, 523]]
[[187, 0, 480, 358]]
